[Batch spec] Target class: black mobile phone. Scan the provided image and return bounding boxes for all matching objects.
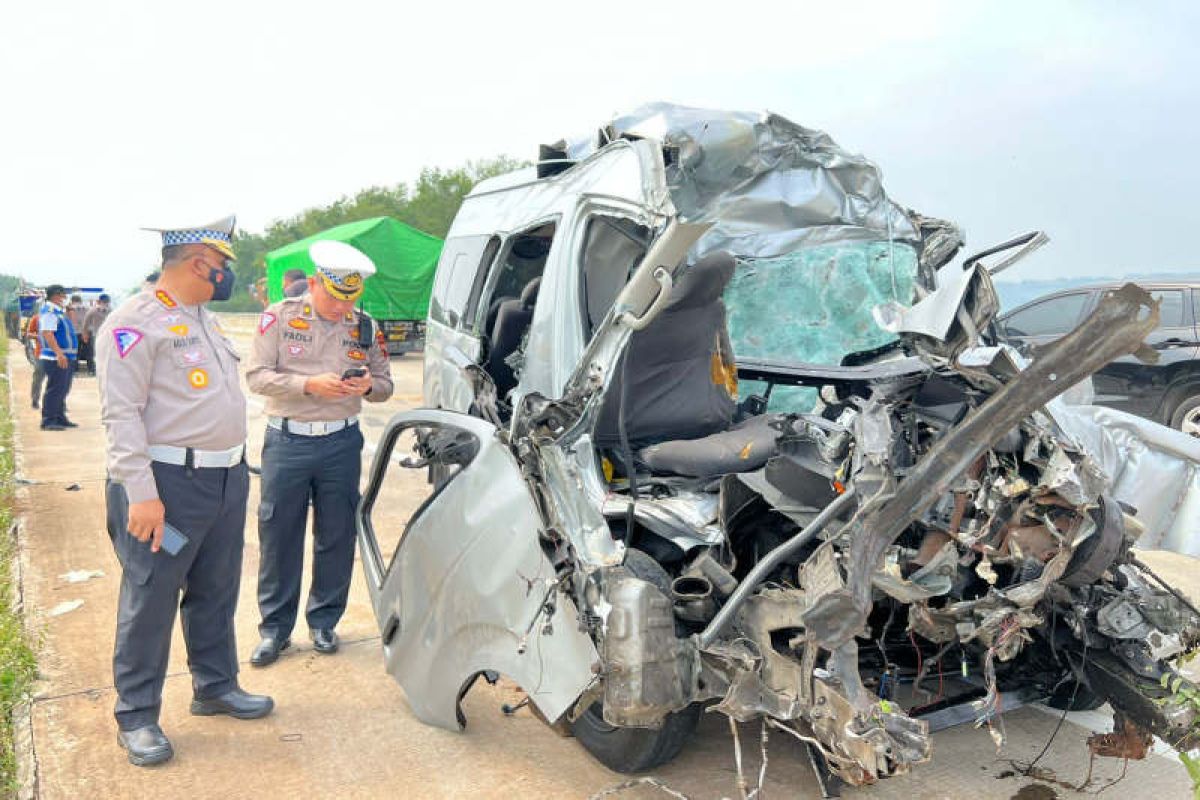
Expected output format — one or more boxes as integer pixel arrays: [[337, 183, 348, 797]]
[[341, 367, 367, 380]]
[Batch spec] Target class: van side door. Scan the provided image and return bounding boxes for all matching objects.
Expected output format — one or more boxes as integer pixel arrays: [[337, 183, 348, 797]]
[[355, 410, 599, 731]]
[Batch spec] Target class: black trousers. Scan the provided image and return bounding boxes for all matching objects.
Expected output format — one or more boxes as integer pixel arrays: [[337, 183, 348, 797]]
[[41, 359, 74, 426], [106, 461, 249, 731], [77, 338, 95, 373], [256, 423, 362, 639]]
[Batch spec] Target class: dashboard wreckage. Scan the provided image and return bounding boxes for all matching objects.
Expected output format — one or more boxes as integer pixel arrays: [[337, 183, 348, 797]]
[[355, 104, 1200, 790]]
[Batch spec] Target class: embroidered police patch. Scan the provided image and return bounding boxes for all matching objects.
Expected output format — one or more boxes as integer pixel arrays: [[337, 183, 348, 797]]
[[289, 318, 310, 330], [176, 349, 209, 367], [112, 327, 144, 358], [168, 324, 189, 337], [347, 349, 367, 361], [286, 343, 306, 358], [188, 368, 209, 389], [155, 290, 177, 309], [258, 312, 277, 334]]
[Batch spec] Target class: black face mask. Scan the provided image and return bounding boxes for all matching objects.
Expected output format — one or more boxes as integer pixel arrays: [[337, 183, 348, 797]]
[[206, 262, 237, 302]]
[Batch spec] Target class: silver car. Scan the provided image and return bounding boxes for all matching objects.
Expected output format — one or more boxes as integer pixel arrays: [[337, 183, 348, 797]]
[[356, 105, 1200, 788]]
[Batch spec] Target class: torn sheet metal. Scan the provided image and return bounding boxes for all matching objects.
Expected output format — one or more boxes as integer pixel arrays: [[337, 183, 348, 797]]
[[879, 263, 997, 342], [803, 284, 1159, 649], [1049, 401, 1200, 556], [559, 102, 952, 273]]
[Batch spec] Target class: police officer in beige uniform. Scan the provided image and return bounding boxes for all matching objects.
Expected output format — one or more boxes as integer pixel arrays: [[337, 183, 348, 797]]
[[97, 216, 273, 767], [246, 240, 393, 666]]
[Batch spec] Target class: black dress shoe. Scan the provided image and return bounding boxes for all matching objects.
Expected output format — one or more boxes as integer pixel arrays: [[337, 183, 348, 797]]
[[190, 687, 274, 719], [249, 635, 290, 667], [61, 419, 79, 428], [117, 724, 173, 767], [311, 628, 339, 654]]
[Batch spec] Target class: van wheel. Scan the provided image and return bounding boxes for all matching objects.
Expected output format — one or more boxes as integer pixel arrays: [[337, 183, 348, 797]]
[[1169, 394, 1200, 437], [572, 701, 701, 774], [571, 546, 700, 773]]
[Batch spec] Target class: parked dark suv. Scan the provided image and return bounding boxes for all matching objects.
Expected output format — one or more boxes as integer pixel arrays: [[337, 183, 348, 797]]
[[998, 282, 1200, 433]]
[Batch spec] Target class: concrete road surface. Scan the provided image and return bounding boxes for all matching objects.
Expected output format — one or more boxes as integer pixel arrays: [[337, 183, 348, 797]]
[[9, 318, 1195, 799]]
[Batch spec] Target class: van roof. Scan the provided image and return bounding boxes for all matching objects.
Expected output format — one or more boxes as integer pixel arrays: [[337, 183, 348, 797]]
[[469, 167, 541, 197]]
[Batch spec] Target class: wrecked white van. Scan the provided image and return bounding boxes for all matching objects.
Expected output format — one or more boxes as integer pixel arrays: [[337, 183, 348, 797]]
[[355, 104, 1200, 789]]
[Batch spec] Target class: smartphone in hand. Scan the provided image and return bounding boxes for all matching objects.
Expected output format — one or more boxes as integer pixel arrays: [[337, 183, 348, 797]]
[[341, 367, 367, 380], [160, 522, 189, 556]]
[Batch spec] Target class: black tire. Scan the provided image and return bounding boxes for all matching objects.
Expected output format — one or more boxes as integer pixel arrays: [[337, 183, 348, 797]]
[[572, 701, 701, 774], [1169, 393, 1200, 437], [1045, 677, 1106, 712], [571, 547, 700, 773]]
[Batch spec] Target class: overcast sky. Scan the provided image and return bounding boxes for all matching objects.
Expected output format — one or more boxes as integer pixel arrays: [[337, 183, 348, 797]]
[[2, 1, 1196, 290]]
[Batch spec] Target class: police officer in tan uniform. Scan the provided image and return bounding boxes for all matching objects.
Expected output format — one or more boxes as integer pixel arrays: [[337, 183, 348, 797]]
[[246, 240, 393, 666], [97, 216, 273, 767]]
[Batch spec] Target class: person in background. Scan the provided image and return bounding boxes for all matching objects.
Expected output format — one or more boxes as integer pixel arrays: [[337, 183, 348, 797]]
[[97, 215, 272, 767], [3, 294, 19, 339], [68, 293, 86, 329], [249, 277, 266, 309], [25, 304, 45, 409], [245, 241, 393, 666], [282, 268, 308, 298], [38, 285, 78, 430], [78, 293, 111, 375]]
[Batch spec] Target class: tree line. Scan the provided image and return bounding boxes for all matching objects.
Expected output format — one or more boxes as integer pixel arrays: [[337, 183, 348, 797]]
[[214, 156, 524, 311]]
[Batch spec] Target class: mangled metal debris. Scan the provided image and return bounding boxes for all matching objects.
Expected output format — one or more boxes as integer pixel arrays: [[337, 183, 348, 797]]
[[356, 102, 1200, 790]]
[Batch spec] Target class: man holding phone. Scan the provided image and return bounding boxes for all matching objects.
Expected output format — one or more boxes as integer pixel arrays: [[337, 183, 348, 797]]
[[246, 240, 393, 666], [97, 216, 273, 767]]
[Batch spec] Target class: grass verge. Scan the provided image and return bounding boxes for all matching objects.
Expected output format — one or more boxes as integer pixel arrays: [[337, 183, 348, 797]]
[[0, 334, 38, 795]]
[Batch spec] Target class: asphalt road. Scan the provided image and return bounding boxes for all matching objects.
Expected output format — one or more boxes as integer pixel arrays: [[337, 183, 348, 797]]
[[9, 317, 1195, 799]]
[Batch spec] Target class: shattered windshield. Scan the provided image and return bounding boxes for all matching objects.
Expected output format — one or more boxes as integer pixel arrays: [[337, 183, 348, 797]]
[[725, 240, 920, 410]]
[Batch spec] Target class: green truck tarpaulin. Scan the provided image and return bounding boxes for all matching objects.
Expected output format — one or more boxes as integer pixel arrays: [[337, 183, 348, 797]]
[[264, 216, 443, 320]]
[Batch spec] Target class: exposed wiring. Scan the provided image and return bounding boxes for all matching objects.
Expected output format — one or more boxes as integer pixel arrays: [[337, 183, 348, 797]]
[[1023, 643, 1090, 775], [876, 603, 896, 669], [754, 720, 769, 799], [913, 640, 955, 701], [589, 777, 692, 800], [909, 630, 925, 698]]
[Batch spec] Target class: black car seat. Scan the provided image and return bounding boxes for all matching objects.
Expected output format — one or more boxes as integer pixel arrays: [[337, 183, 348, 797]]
[[486, 277, 542, 398], [595, 252, 780, 478]]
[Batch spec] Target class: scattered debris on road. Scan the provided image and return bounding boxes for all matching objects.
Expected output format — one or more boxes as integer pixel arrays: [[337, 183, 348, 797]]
[[58, 570, 104, 584], [48, 600, 83, 617]]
